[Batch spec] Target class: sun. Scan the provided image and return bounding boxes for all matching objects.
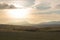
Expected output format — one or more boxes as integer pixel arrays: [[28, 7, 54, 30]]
[[6, 1, 31, 19], [7, 9, 30, 19]]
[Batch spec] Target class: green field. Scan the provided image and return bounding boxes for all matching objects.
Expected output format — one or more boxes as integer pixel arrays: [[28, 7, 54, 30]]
[[0, 32, 60, 40]]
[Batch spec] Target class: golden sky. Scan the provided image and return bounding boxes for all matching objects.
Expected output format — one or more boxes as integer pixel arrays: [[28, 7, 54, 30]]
[[0, 0, 60, 25]]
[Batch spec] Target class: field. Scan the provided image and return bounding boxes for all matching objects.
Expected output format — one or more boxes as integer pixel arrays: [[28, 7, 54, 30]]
[[0, 32, 60, 40]]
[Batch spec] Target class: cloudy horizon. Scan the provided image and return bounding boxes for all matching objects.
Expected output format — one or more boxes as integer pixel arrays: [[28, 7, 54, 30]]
[[0, 0, 60, 25]]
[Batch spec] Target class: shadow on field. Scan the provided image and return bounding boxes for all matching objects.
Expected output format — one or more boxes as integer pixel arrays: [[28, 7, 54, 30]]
[[0, 32, 60, 40]]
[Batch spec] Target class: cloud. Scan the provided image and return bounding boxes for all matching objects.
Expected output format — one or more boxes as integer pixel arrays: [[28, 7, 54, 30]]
[[34, 3, 51, 10], [55, 4, 60, 9], [34, 10, 60, 14], [0, 0, 60, 25], [20, 0, 35, 7], [33, 0, 60, 10], [26, 13, 60, 24], [0, 3, 16, 9]]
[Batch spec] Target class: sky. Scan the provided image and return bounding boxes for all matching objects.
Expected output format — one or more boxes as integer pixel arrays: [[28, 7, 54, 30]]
[[0, 0, 60, 25]]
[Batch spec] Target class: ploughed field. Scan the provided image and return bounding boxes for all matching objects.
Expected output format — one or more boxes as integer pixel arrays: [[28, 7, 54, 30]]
[[0, 32, 60, 40]]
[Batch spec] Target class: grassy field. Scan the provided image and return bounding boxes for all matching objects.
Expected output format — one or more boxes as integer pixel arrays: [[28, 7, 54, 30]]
[[0, 32, 60, 40]]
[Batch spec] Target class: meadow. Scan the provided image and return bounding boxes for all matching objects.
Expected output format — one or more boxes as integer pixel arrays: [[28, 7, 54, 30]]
[[0, 32, 60, 40]]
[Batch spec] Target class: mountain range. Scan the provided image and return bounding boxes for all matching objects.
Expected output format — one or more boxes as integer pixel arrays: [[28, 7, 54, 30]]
[[33, 21, 60, 27], [0, 21, 60, 32]]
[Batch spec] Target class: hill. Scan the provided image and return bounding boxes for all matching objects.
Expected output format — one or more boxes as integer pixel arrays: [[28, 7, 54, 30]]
[[0, 21, 60, 32]]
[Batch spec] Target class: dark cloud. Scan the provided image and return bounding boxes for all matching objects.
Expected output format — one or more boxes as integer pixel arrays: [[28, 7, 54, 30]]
[[56, 4, 60, 9], [0, 3, 16, 9], [9, 5, 16, 9], [34, 3, 51, 10]]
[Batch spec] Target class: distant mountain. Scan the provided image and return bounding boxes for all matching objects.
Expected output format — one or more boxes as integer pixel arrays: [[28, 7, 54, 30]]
[[34, 21, 60, 28], [41, 21, 60, 24], [0, 21, 60, 32]]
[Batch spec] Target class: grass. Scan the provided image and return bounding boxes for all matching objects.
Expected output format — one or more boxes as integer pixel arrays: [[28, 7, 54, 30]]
[[0, 32, 60, 40]]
